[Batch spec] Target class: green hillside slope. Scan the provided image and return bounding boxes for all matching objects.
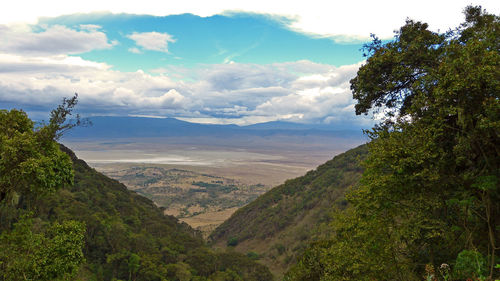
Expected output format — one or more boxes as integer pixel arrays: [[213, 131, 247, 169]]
[[209, 144, 367, 277], [1, 144, 272, 281]]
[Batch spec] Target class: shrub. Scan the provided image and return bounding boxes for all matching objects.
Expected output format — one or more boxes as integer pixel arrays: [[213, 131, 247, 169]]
[[227, 237, 238, 247], [453, 250, 487, 280]]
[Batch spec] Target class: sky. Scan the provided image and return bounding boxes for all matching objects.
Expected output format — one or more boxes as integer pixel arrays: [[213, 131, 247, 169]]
[[1, 0, 498, 127]]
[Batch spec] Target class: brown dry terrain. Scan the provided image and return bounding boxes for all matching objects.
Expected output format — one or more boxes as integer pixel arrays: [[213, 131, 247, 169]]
[[63, 134, 365, 234], [96, 164, 267, 223], [181, 207, 239, 238]]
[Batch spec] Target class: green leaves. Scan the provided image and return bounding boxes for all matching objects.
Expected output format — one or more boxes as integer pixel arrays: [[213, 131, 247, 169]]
[[472, 175, 498, 191], [0, 216, 85, 281], [0, 109, 74, 205], [288, 5, 500, 281], [453, 250, 488, 280], [350, 19, 444, 117]]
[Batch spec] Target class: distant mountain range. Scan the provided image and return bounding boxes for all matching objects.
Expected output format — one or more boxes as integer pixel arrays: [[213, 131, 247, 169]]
[[64, 116, 366, 139]]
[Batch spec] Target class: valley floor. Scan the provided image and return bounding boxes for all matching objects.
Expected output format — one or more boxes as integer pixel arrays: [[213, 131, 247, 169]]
[[63, 134, 365, 233]]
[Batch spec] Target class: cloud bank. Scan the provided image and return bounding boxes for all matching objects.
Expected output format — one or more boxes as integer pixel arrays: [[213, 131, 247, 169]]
[[0, 13, 375, 127], [0, 49, 369, 126], [0, 24, 114, 55]]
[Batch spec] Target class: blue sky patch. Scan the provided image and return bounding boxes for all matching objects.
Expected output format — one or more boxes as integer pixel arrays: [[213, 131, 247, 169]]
[[39, 13, 366, 72]]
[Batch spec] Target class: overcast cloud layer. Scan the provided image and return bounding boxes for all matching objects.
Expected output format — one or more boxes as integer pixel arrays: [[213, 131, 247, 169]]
[[0, 21, 377, 127], [0, 51, 367, 126]]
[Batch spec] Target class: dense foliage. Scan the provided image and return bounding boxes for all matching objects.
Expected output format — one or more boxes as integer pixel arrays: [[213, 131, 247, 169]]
[[0, 216, 85, 280], [0, 108, 74, 209], [0, 96, 86, 280], [286, 6, 499, 281], [0, 101, 272, 280]]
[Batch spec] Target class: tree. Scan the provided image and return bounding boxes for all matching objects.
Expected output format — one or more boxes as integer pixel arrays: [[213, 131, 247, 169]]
[[0, 95, 87, 280], [351, 6, 499, 279], [0, 94, 84, 206], [287, 6, 499, 280], [0, 215, 85, 281]]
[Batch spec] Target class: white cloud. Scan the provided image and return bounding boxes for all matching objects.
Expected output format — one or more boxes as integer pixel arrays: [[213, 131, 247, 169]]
[[128, 47, 142, 54], [0, 24, 115, 55], [79, 24, 101, 31], [127, 32, 176, 53], [0, 0, 498, 41], [0, 53, 369, 126]]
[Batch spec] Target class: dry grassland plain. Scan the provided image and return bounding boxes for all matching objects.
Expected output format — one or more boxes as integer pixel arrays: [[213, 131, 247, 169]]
[[64, 134, 365, 234]]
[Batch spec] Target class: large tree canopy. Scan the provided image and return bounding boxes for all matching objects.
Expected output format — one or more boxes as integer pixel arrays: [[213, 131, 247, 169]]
[[351, 5, 499, 121], [287, 6, 499, 281], [0, 95, 82, 205]]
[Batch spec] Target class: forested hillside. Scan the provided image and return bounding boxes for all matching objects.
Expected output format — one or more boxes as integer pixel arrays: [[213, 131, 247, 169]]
[[0, 105, 272, 281], [209, 144, 367, 277], [286, 6, 499, 281], [1, 5, 497, 281], [215, 6, 499, 281]]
